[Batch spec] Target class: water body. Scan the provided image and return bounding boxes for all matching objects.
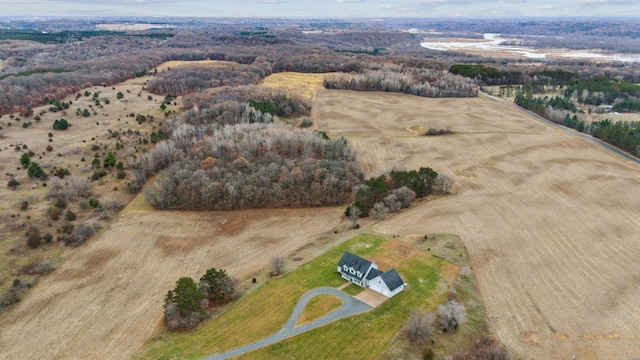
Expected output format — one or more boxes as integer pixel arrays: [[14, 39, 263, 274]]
[[420, 33, 640, 63]]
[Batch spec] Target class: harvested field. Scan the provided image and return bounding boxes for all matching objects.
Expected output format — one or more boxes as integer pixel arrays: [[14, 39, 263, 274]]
[[316, 89, 640, 359], [0, 202, 344, 359], [261, 72, 326, 100]]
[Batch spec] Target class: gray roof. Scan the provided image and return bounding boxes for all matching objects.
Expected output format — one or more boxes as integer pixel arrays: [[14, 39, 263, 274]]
[[338, 252, 373, 280], [380, 269, 405, 291], [366, 268, 383, 280]]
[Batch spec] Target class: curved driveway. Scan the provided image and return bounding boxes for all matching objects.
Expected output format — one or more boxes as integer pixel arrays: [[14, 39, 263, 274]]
[[202, 287, 372, 360], [480, 92, 640, 165]]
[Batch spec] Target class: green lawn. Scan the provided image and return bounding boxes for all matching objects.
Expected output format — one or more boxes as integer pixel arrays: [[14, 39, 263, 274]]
[[135, 234, 449, 360], [342, 283, 365, 296]]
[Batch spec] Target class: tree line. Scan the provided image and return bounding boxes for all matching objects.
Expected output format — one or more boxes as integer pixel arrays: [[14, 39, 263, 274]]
[[324, 64, 477, 98]]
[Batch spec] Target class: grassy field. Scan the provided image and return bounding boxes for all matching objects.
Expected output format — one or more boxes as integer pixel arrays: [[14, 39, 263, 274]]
[[135, 234, 455, 360], [316, 89, 640, 359], [153, 60, 241, 72], [295, 294, 344, 327], [260, 72, 326, 100]]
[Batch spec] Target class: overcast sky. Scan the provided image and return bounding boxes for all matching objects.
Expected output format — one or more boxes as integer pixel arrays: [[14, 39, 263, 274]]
[[1, 0, 639, 18]]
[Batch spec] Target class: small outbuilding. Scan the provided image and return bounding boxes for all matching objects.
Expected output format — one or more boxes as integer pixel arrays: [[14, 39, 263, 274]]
[[337, 252, 406, 297]]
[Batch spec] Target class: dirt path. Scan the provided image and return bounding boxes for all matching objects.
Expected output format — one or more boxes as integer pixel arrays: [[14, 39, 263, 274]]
[[316, 90, 640, 359], [0, 205, 344, 360]]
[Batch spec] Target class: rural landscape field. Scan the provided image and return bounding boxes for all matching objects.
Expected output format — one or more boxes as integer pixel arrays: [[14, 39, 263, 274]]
[[315, 90, 640, 358], [1, 13, 640, 360]]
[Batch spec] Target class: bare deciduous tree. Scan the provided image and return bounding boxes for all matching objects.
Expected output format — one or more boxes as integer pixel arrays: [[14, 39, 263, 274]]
[[437, 300, 466, 333], [434, 174, 455, 194], [270, 255, 286, 277], [402, 308, 435, 345]]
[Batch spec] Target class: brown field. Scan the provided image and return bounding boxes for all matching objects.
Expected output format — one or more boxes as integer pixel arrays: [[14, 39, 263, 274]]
[[316, 90, 640, 359], [260, 72, 326, 100], [0, 203, 346, 359]]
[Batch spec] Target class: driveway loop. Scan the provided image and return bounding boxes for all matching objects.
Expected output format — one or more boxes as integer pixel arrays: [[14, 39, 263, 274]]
[[202, 287, 373, 360]]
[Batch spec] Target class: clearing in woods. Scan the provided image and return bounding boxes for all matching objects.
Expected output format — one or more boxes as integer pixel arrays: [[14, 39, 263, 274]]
[[315, 89, 640, 359], [260, 72, 326, 100], [152, 59, 241, 72], [0, 196, 347, 359]]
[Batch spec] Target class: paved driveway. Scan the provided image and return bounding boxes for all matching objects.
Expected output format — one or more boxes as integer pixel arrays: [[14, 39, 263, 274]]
[[202, 287, 373, 360]]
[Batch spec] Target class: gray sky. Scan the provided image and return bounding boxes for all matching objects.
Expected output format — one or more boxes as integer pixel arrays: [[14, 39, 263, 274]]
[[1, 0, 639, 17]]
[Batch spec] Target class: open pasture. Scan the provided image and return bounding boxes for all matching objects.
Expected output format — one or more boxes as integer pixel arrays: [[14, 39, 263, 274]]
[[316, 89, 640, 359], [0, 199, 345, 359]]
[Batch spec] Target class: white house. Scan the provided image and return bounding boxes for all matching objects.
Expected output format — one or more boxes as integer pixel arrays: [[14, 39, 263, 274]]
[[337, 252, 406, 297]]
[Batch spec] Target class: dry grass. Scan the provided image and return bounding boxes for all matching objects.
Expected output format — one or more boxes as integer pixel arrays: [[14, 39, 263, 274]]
[[261, 72, 326, 100], [294, 294, 344, 327], [153, 60, 239, 72], [316, 89, 640, 359], [0, 199, 346, 360]]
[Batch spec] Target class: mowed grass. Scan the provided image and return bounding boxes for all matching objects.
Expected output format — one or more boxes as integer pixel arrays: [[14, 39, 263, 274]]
[[342, 283, 365, 296], [294, 294, 343, 327], [261, 72, 326, 99], [135, 234, 450, 360]]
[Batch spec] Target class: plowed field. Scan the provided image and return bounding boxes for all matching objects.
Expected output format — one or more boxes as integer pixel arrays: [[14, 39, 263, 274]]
[[0, 205, 344, 359], [316, 90, 640, 359]]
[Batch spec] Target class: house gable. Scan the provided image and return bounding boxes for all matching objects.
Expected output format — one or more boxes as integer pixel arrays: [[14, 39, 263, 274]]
[[337, 252, 406, 298], [337, 252, 376, 282]]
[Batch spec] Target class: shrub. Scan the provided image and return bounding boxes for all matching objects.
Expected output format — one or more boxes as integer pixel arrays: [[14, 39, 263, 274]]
[[299, 118, 313, 128], [452, 336, 511, 360], [54, 197, 67, 209], [27, 161, 43, 180], [19, 259, 55, 275], [54, 167, 70, 179], [89, 198, 100, 208], [68, 224, 95, 247], [117, 171, 126, 179], [52, 118, 69, 130], [437, 300, 466, 333], [20, 152, 31, 168], [26, 228, 42, 249], [103, 152, 117, 168], [402, 308, 435, 345], [50, 207, 63, 220], [65, 209, 76, 221], [60, 223, 75, 234], [8, 178, 20, 189], [91, 170, 107, 181]]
